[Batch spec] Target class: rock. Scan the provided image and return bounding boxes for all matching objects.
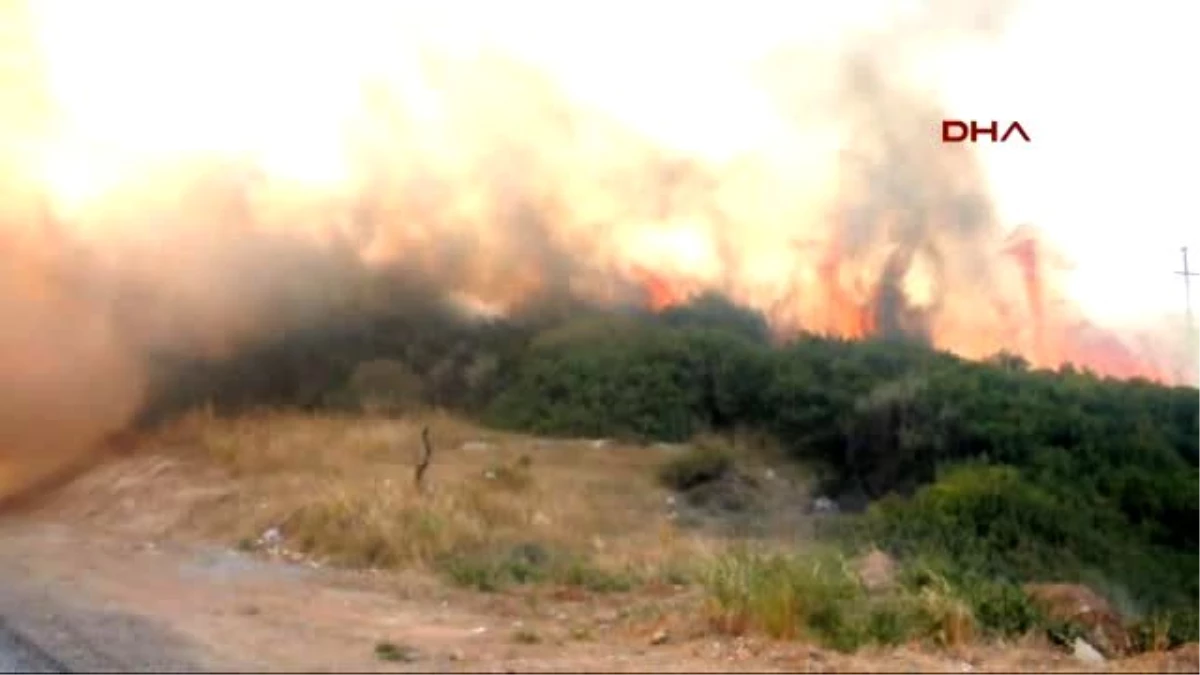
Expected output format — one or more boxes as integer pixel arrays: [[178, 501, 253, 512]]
[[1024, 583, 1130, 656], [448, 649, 465, 662], [258, 526, 283, 547], [460, 441, 495, 452], [764, 468, 777, 481], [1072, 637, 1106, 664], [855, 548, 897, 592], [811, 496, 838, 514], [650, 629, 669, 646], [532, 511, 551, 526], [590, 439, 612, 449]]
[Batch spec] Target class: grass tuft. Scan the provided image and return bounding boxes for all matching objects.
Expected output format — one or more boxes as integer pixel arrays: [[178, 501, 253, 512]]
[[702, 548, 981, 652]]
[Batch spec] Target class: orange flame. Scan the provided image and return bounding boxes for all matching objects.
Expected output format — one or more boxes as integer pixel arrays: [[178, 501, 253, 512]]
[[2, 0, 1189, 388]]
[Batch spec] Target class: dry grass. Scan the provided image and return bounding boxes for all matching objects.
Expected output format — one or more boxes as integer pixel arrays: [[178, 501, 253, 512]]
[[143, 409, 1013, 654], [151, 407, 732, 587]]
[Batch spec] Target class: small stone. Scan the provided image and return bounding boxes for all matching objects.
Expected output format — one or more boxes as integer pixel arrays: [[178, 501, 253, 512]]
[[448, 649, 465, 662], [811, 496, 838, 514], [650, 629, 669, 646], [1072, 637, 1106, 665], [259, 526, 283, 547]]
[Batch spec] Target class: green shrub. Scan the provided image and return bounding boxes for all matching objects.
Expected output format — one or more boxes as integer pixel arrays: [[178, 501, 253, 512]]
[[150, 291, 1199, 631], [658, 442, 734, 491], [438, 542, 635, 593]]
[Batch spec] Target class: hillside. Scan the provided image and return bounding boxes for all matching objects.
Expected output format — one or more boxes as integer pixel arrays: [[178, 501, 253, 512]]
[[123, 292, 1199, 660], [1, 409, 1195, 673]]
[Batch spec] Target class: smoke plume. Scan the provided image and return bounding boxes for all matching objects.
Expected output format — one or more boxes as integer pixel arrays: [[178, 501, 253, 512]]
[[0, 0, 1186, 499]]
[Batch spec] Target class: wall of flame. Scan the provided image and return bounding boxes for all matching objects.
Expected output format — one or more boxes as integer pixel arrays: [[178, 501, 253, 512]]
[[0, 0, 1194, 496]]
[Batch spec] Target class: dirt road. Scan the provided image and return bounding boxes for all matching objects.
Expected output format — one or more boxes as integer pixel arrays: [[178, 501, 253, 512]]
[[0, 618, 65, 673], [7, 517, 1194, 674], [0, 524, 230, 673], [0, 446, 1194, 674]]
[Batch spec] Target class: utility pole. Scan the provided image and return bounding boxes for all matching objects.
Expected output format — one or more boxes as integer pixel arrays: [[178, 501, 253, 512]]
[[1179, 247, 1200, 385]]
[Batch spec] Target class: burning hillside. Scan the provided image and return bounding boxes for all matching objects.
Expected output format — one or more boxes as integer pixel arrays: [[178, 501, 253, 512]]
[[0, 1, 1192, 495]]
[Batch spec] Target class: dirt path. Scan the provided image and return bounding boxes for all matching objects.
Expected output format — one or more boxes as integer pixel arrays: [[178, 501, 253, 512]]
[[0, 441, 1194, 674], [2, 515, 1194, 673], [0, 518, 759, 673], [0, 523, 231, 672]]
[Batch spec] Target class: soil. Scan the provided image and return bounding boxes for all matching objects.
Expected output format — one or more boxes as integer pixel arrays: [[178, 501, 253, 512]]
[[0, 452, 1195, 673]]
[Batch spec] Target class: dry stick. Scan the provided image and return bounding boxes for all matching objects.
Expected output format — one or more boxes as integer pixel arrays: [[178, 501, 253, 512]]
[[414, 425, 434, 494]]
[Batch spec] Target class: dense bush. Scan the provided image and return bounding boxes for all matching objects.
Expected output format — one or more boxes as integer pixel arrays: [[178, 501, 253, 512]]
[[482, 298, 1198, 625], [145, 291, 1199, 629], [657, 442, 735, 491]]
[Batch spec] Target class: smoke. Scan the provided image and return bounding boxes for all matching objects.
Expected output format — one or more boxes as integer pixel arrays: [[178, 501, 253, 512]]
[[0, 0, 1185, 499]]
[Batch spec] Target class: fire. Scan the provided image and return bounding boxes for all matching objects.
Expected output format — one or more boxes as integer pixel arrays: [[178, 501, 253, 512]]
[[1, 0, 1187, 389]]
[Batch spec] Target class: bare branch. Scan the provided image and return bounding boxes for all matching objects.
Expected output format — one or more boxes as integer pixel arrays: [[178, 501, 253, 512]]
[[414, 425, 433, 494]]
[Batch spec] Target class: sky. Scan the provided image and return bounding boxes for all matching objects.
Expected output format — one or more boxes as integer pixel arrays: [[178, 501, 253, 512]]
[[946, 2, 1200, 326]]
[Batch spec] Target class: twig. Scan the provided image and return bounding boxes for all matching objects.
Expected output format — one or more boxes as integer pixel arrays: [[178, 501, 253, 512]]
[[414, 425, 433, 494]]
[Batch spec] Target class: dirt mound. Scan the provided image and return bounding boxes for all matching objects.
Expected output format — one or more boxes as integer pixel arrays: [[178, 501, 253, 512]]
[[1024, 583, 1131, 657]]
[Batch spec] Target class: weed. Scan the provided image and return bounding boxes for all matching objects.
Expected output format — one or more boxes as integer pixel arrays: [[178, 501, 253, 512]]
[[702, 548, 983, 652], [559, 559, 636, 593], [439, 542, 636, 593], [483, 459, 535, 492], [703, 547, 860, 643], [658, 442, 733, 492], [374, 640, 419, 662]]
